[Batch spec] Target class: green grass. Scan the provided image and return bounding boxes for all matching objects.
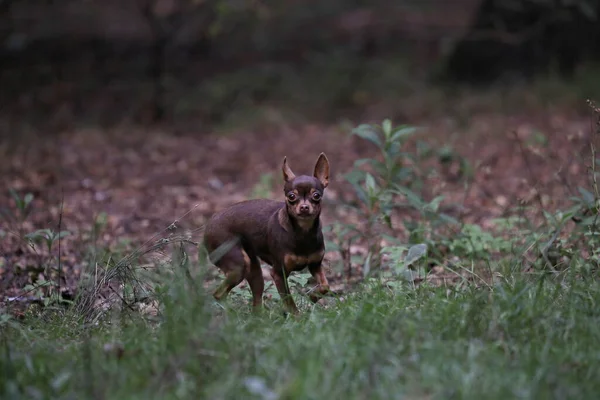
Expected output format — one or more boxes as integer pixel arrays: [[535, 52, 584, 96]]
[[4, 113, 600, 399], [2, 262, 600, 399]]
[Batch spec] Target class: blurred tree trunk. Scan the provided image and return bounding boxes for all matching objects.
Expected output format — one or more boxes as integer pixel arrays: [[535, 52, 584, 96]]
[[442, 0, 600, 84], [138, 0, 215, 124], [140, 0, 175, 124]]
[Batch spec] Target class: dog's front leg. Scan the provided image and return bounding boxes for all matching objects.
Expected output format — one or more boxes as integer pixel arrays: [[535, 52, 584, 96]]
[[270, 267, 300, 314], [308, 263, 330, 303]]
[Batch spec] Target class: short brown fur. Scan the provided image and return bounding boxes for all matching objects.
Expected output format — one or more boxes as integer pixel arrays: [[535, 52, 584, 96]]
[[203, 153, 331, 314]]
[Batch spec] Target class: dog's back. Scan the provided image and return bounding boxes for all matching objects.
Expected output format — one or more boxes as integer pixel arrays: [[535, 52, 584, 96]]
[[204, 199, 283, 259]]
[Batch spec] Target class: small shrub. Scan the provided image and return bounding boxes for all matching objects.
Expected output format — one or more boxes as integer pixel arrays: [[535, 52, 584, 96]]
[[330, 119, 464, 279]]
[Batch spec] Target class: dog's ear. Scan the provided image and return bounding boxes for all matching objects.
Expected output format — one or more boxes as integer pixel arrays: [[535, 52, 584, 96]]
[[282, 156, 296, 182], [313, 153, 330, 188]]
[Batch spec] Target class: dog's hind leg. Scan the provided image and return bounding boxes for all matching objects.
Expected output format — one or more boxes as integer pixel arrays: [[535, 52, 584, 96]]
[[245, 252, 265, 309], [212, 246, 248, 302]]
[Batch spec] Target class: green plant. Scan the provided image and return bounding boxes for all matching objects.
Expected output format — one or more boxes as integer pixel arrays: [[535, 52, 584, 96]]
[[25, 229, 70, 254], [492, 100, 600, 275], [2, 189, 34, 238], [331, 119, 460, 279], [445, 223, 514, 260], [20, 228, 71, 304], [333, 120, 423, 275], [541, 101, 600, 273], [380, 242, 429, 284], [0, 191, 73, 307]]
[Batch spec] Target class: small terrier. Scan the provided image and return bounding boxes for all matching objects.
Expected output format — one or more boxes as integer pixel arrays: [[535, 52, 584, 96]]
[[203, 153, 331, 313]]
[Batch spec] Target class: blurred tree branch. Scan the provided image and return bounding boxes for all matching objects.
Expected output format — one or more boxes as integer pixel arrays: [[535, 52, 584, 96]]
[[136, 0, 216, 123]]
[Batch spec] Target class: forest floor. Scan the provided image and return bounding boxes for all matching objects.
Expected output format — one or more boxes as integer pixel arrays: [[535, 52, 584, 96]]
[[3, 86, 600, 398], [0, 88, 596, 302]]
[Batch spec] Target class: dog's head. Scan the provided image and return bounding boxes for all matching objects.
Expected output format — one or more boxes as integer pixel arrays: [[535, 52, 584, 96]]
[[281, 153, 330, 230]]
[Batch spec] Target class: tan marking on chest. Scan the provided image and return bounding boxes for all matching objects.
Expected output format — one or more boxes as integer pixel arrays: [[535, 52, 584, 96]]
[[296, 217, 315, 231], [284, 250, 325, 272]]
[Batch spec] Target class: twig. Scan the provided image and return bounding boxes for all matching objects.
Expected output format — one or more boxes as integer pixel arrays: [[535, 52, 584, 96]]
[[540, 227, 561, 273], [586, 101, 600, 232], [57, 190, 64, 298], [10, 280, 52, 303], [75, 204, 205, 319], [343, 237, 352, 283], [108, 285, 137, 313], [590, 143, 600, 202], [112, 204, 201, 270]]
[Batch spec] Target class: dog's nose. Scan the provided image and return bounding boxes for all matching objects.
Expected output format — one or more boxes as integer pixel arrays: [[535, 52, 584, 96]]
[[299, 204, 310, 213]]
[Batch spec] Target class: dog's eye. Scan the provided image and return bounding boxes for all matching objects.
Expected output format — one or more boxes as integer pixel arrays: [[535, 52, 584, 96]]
[[312, 192, 321, 201], [287, 193, 297, 202]]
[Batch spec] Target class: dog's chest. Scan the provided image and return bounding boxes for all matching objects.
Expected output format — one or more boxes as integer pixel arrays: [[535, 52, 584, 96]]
[[283, 249, 325, 272]]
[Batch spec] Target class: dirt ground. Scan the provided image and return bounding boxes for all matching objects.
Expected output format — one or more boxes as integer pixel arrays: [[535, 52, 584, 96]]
[[0, 105, 595, 300]]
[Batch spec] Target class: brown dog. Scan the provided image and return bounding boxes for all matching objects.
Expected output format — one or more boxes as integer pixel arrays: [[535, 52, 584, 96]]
[[203, 153, 331, 313]]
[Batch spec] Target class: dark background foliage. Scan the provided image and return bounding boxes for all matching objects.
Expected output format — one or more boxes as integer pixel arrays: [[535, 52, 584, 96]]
[[2, 0, 598, 132]]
